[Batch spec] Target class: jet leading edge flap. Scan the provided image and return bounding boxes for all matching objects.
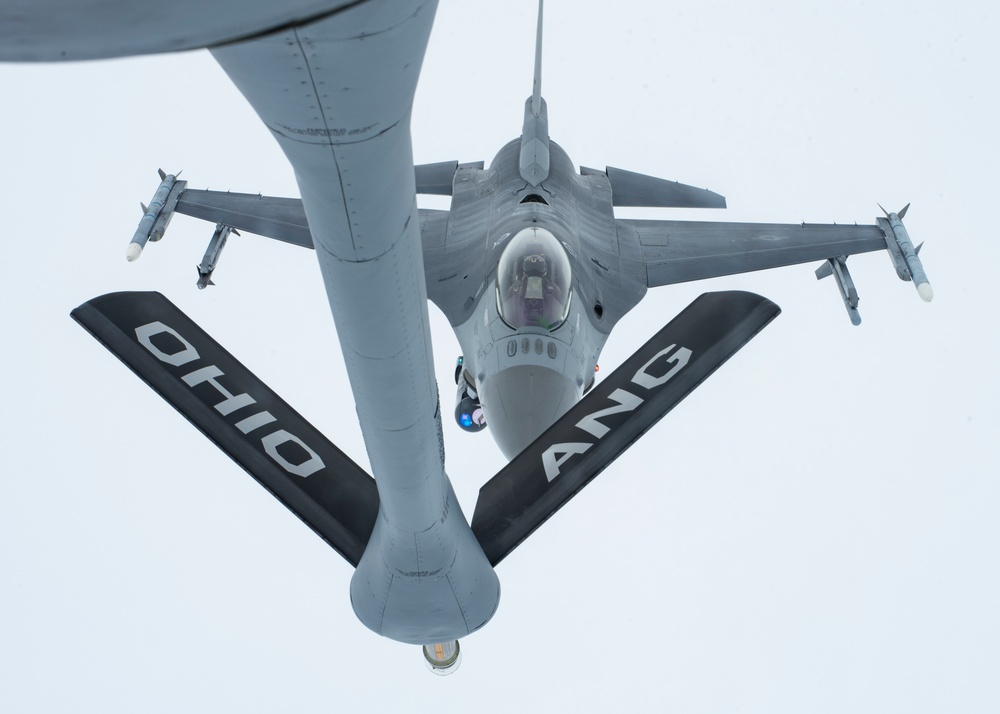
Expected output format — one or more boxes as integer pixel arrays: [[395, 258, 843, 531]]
[[471, 291, 780, 566], [71, 291, 379, 567]]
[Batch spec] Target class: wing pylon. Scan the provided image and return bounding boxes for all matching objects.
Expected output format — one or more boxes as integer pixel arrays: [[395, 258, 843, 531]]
[[621, 210, 933, 324]]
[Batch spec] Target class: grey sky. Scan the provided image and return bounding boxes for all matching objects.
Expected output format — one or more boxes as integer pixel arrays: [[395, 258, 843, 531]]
[[1, 1, 997, 711]]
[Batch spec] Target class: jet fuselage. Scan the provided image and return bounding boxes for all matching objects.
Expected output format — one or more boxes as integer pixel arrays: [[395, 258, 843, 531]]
[[449, 138, 647, 458]]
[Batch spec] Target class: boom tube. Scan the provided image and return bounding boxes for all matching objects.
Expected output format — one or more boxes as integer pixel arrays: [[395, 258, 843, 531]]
[[209, 0, 499, 644]]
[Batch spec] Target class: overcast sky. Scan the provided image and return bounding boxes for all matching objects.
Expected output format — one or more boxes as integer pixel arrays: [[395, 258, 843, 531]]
[[1, 1, 997, 711]]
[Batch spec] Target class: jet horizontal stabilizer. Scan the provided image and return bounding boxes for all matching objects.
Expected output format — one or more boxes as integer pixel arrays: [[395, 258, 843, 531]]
[[71, 291, 379, 567], [414, 160, 485, 195], [471, 291, 780, 566], [414, 161, 458, 195], [581, 165, 727, 209]]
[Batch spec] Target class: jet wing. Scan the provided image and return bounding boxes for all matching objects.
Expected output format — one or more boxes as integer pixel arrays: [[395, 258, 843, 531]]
[[619, 219, 888, 287], [173, 190, 451, 255], [169, 188, 451, 290], [167, 184, 460, 319], [175, 190, 313, 248], [165, 183, 462, 318]]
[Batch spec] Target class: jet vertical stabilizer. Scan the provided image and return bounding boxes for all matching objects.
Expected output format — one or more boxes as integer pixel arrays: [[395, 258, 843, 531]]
[[519, 0, 549, 185]]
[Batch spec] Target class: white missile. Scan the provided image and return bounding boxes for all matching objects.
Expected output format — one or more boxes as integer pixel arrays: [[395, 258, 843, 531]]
[[126, 171, 177, 261], [125, 242, 143, 262], [882, 204, 933, 302]]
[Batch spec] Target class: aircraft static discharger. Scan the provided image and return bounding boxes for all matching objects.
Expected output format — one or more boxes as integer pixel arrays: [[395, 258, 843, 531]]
[[4, 0, 932, 673]]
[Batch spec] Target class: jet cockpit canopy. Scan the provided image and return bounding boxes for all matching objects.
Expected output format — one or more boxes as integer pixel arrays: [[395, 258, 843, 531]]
[[497, 227, 572, 330]]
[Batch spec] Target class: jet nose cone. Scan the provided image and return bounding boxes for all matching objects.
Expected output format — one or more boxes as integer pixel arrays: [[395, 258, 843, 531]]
[[479, 365, 580, 460]]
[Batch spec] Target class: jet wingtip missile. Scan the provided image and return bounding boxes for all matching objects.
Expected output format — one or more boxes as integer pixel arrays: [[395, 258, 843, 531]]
[[878, 203, 934, 302]]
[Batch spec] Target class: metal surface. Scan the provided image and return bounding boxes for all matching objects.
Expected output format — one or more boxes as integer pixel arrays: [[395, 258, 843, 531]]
[[208, 0, 500, 644], [0, 0, 364, 61]]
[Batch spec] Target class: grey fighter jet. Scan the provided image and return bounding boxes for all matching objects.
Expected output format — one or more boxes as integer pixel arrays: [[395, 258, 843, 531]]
[[6, 0, 931, 672]]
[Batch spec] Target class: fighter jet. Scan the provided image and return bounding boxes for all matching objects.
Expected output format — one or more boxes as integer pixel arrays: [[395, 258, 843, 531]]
[[6, 0, 931, 672]]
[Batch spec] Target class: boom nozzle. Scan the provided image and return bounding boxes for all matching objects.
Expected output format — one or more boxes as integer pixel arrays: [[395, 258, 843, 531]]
[[422, 640, 461, 675]]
